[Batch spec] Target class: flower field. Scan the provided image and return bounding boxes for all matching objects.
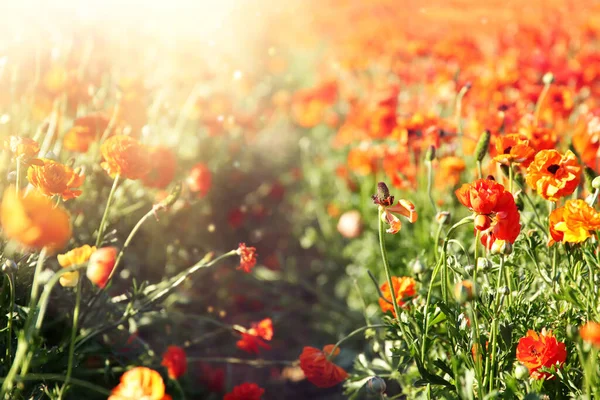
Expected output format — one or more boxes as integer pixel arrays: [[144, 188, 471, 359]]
[[2, 0, 600, 399]]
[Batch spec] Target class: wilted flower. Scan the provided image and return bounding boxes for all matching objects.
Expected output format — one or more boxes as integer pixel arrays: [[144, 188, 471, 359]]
[[27, 159, 85, 200], [237, 243, 257, 273], [379, 276, 417, 317], [1, 187, 71, 251], [526, 150, 581, 202], [516, 329, 566, 379], [372, 182, 417, 234], [299, 345, 348, 388], [108, 367, 171, 400], [100, 135, 151, 180], [86, 247, 117, 288], [224, 382, 265, 400], [492, 134, 535, 166], [161, 346, 187, 379], [57, 244, 96, 287]]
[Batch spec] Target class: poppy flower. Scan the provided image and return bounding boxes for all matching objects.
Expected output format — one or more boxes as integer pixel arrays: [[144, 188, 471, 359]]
[[161, 346, 187, 379], [455, 178, 521, 248], [236, 318, 273, 354], [580, 322, 600, 347], [1, 187, 71, 251], [516, 329, 566, 379], [100, 135, 151, 180], [108, 367, 172, 400], [57, 244, 96, 287], [186, 162, 212, 198], [236, 243, 257, 273], [86, 247, 118, 288], [142, 146, 177, 189], [224, 382, 265, 400], [379, 276, 417, 316], [299, 345, 348, 388], [4, 136, 40, 159], [26, 159, 85, 200], [525, 149, 581, 201], [63, 113, 110, 153], [548, 199, 600, 244]]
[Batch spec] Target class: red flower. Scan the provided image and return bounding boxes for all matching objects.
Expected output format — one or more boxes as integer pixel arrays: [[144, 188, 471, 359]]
[[237, 243, 257, 273], [236, 318, 273, 354], [142, 146, 177, 189], [161, 346, 187, 379], [224, 382, 265, 400], [455, 179, 521, 248], [86, 247, 117, 288], [186, 162, 212, 198], [516, 329, 567, 379], [299, 345, 348, 388], [197, 363, 225, 393]]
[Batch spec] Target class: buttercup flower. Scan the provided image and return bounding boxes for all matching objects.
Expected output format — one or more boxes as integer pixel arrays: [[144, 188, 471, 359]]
[[237, 243, 257, 273], [236, 318, 273, 354], [548, 199, 600, 244], [27, 159, 85, 200], [526, 149, 581, 201], [1, 187, 71, 251], [142, 146, 177, 189], [372, 182, 417, 234], [108, 367, 171, 400], [492, 134, 535, 166], [455, 178, 521, 248], [299, 345, 348, 388], [86, 247, 118, 288], [161, 346, 187, 379], [580, 322, 600, 347], [100, 135, 151, 180], [516, 329, 566, 379], [63, 113, 110, 153], [57, 244, 96, 287], [186, 162, 212, 197], [379, 276, 417, 316], [4, 136, 40, 159], [224, 382, 265, 400]]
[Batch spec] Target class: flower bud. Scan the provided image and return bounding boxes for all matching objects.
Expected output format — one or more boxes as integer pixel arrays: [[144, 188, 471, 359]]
[[491, 239, 512, 255], [412, 259, 425, 274], [474, 130, 491, 162], [454, 280, 476, 304], [542, 72, 554, 85], [425, 145, 436, 162], [366, 376, 386, 394], [592, 176, 600, 190], [584, 166, 597, 193], [464, 264, 474, 276], [477, 257, 492, 272], [2, 259, 17, 274], [337, 210, 362, 239], [514, 363, 530, 380], [435, 211, 451, 225], [87, 247, 118, 288], [498, 286, 510, 296]]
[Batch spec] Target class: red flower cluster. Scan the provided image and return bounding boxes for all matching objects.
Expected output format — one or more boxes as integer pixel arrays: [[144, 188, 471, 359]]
[[236, 318, 273, 354], [237, 243, 258, 273]]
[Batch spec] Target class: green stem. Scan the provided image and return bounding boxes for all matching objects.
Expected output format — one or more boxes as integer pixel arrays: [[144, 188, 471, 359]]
[[327, 324, 387, 359], [15, 159, 21, 195], [5, 273, 14, 368], [60, 276, 83, 399], [534, 81, 551, 123], [508, 163, 513, 194], [378, 207, 402, 321], [95, 174, 120, 248], [426, 161, 437, 214], [0, 373, 111, 396], [477, 160, 483, 179], [487, 255, 505, 393]]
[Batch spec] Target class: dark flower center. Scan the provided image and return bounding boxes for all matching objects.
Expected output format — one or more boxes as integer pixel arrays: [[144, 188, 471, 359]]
[[503, 146, 512, 154], [547, 164, 560, 174]]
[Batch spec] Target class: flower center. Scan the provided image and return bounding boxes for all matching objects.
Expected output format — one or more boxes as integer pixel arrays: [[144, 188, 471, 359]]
[[503, 146, 512, 154], [546, 164, 560, 174]]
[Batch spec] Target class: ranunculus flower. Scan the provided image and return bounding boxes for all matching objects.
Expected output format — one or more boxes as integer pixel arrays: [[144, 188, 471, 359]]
[[236, 243, 257, 273], [516, 329, 566, 379], [4, 136, 40, 159], [236, 318, 273, 354], [86, 247, 118, 288], [548, 199, 600, 245], [108, 367, 171, 400], [100, 135, 151, 180], [57, 244, 96, 287], [580, 322, 600, 347], [27, 159, 85, 200], [224, 382, 265, 400], [63, 113, 110, 153], [526, 149, 581, 202], [299, 345, 348, 388], [161, 346, 187, 379], [379, 276, 417, 317], [186, 162, 212, 198], [142, 146, 177, 189]]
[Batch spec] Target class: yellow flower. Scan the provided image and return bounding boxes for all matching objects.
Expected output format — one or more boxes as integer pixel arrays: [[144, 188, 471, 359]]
[[57, 245, 96, 287], [551, 199, 600, 244]]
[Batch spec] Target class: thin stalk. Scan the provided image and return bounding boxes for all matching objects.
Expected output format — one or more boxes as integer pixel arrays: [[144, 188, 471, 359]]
[[96, 174, 120, 248], [0, 373, 111, 396], [59, 277, 83, 399], [4, 273, 14, 368], [477, 160, 483, 179], [487, 256, 505, 393], [15, 160, 21, 194], [426, 161, 437, 214], [508, 163, 513, 194], [327, 324, 386, 359], [378, 207, 402, 321]]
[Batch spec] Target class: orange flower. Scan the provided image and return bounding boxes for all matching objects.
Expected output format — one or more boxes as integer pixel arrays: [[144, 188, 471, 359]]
[[27, 159, 85, 200], [379, 276, 417, 316], [372, 184, 418, 234], [436, 156, 466, 188], [186, 162, 212, 197], [1, 187, 71, 251], [237, 243, 257, 273], [86, 247, 117, 288], [224, 382, 265, 400], [108, 367, 171, 400], [100, 135, 151, 180], [525, 149, 581, 202], [291, 81, 337, 128], [236, 318, 273, 354], [4, 136, 40, 159], [348, 147, 378, 177], [455, 179, 521, 248], [492, 134, 535, 166], [142, 146, 177, 189], [57, 244, 96, 287], [161, 346, 187, 380], [63, 113, 110, 153], [516, 329, 566, 379], [548, 199, 600, 245], [580, 322, 600, 347], [299, 345, 348, 388]]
